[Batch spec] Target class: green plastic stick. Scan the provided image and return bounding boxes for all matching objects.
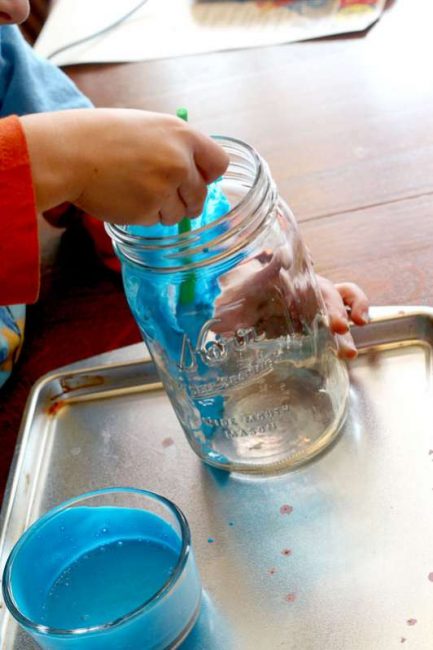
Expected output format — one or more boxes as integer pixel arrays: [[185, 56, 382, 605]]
[[176, 107, 195, 305], [176, 108, 192, 238], [176, 107, 189, 122]]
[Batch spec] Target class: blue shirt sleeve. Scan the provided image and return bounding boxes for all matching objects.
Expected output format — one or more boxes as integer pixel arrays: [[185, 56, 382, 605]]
[[0, 25, 92, 117]]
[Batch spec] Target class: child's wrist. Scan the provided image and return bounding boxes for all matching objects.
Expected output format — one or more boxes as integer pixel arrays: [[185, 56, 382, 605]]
[[20, 111, 87, 213]]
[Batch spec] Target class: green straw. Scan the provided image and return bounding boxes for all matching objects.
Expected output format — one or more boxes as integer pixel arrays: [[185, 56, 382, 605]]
[[176, 107, 195, 305], [176, 106, 189, 123], [176, 108, 192, 238]]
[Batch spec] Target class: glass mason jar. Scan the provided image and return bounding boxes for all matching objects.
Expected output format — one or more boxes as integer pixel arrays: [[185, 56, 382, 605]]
[[107, 137, 349, 473]]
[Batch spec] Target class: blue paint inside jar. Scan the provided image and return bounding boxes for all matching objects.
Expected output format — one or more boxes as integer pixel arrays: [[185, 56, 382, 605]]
[[122, 182, 232, 458], [124, 181, 231, 351]]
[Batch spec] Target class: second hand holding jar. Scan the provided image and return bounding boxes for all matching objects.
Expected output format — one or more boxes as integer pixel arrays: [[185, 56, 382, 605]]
[[107, 137, 349, 473]]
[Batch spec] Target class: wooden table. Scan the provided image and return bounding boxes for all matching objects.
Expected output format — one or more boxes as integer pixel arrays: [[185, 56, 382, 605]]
[[1, 0, 432, 497], [67, 0, 433, 306]]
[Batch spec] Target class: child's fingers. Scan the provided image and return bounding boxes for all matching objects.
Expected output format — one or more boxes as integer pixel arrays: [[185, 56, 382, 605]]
[[334, 282, 369, 326], [158, 193, 189, 226], [179, 167, 208, 218], [192, 131, 230, 184], [317, 276, 350, 334], [335, 332, 358, 360]]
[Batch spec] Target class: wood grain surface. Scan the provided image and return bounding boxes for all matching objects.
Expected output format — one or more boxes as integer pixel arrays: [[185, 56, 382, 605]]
[[67, 0, 433, 307]]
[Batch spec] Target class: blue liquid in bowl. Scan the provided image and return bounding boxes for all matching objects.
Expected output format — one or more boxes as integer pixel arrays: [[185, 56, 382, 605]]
[[6, 506, 201, 649], [42, 515, 180, 628]]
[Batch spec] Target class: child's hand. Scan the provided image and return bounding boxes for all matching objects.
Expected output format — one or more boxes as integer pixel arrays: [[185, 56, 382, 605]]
[[21, 109, 229, 225], [317, 276, 369, 360], [212, 250, 369, 360]]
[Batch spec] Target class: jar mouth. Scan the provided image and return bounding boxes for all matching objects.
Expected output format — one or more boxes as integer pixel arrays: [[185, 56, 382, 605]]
[[106, 136, 276, 271], [2, 487, 192, 637]]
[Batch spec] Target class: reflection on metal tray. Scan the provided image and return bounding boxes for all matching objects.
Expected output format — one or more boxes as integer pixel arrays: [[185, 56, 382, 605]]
[[1, 306, 432, 650]]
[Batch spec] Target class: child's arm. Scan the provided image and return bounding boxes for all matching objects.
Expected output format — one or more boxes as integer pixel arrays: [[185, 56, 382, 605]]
[[0, 109, 227, 307], [0, 116, 39, 306], [20, 108, 229, 224]]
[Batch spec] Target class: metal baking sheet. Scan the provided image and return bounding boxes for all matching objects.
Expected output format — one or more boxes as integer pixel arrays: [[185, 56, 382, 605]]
[[1, 306, 432, 650]]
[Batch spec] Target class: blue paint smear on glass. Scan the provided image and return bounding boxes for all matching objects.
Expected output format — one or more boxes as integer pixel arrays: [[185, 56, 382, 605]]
[[122, 182, 232, 460]]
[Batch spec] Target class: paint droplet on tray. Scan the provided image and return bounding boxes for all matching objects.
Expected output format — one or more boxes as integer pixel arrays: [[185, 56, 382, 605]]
[[268, 568, 277, 575], [407, 619, 417, 626], [429, 450, 433, 455], [70, 447, 81, 456], [401, 638, 406, 644], [207, 538, 214, 544], [228, 521, 235, 527], [280, 504, 293, 516], [281, 548, 292, 556], [162, 437, 174, 448], [284, 593, 296, 603], [428, 572, 433, 582]]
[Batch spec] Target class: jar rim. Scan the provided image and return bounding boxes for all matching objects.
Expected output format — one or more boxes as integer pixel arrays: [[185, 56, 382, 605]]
[[105, 135, 266, 250]]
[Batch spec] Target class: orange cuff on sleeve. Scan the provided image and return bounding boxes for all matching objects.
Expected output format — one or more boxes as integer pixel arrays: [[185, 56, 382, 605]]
[[0, 115, 39, 306]]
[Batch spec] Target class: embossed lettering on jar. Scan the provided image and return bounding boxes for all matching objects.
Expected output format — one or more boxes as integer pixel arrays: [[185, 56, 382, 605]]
[[107, 137, 349, 473]]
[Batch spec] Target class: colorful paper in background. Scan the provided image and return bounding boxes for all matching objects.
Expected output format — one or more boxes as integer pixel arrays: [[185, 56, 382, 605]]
[[35, 0, 387, 66]]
